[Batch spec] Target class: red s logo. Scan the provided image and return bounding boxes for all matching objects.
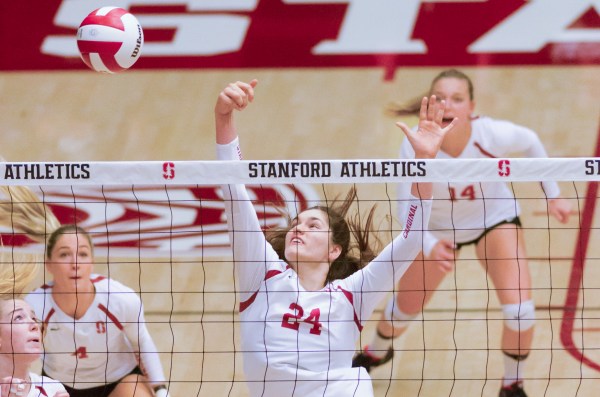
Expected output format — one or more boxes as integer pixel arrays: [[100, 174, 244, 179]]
[[498, 159, 510, 177], [163, 162, 175, 179]]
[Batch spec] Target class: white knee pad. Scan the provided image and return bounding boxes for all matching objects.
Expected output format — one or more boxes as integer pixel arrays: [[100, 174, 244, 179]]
[[383, 296, 419, 327], [502, 300, 535, 332]]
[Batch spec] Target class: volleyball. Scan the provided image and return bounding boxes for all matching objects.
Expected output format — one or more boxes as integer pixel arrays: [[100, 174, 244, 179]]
[[77, 7, 144, 73]]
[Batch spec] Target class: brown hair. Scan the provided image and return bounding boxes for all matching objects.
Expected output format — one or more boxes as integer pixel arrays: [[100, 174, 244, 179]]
[[46, 224, 94, 259], [387, 68, 474, 117], [266, 188, 380, 285]]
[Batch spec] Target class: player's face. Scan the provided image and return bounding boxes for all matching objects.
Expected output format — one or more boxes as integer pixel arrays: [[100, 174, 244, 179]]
[[46, 233, 94, 291], [430, 77, 475, 132], [0, 299, 42, 361], [285, 209, 341, 265]]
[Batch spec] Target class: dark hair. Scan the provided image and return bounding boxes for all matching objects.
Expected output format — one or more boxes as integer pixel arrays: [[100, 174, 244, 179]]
[[46, 224, 94, 259], [387, 68, 474, 117], [266, 188, 379, 285]]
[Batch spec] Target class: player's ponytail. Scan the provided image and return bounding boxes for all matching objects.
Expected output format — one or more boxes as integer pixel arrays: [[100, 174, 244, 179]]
[[0, 186, 93, 260], [0, 250, 40, 299], [0, 186, 61, 244], [0, 186, 53, 300]]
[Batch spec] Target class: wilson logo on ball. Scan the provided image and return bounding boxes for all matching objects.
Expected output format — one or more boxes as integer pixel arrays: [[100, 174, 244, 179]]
[[77, 7, 144, 73]]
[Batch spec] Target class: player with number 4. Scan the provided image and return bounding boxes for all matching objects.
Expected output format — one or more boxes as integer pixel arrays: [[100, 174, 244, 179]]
[[0, 186, 171, 397]]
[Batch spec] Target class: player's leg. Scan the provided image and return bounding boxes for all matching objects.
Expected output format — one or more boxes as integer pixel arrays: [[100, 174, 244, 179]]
[[353, 252, 448, 372], [476, 224, 533, 397], [108, 374, 154, 397]]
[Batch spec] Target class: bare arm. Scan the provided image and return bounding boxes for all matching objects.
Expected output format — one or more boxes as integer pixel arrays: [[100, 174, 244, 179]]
[[351, 95, 457, 320]]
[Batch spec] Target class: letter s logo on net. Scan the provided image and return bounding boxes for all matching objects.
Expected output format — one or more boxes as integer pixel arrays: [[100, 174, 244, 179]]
[[498, 159, 510, 177], [163, 162, 175, 179]]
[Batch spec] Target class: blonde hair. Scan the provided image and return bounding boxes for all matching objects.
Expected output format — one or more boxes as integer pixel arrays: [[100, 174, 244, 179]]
[[0, 186, 60, 301], [0, 186, 61, 244], [0, 251, 40, 300]]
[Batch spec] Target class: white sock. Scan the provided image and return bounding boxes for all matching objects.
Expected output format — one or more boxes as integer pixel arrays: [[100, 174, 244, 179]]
[[503, 353, 526, 386], [366, 329, 396, 359]]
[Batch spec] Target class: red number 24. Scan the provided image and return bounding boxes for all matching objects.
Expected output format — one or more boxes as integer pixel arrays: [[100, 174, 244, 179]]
[[281, 302, 322, 335]]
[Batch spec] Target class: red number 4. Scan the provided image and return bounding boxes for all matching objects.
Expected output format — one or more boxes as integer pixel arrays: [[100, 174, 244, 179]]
[[281, 303, 322, 335], [72, 346, 88, 359]]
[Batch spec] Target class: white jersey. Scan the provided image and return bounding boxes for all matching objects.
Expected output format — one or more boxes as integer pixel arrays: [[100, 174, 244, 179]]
[[28, 372, 66, 397], [218, 138, 431, 397], [25, 276, 166, 390], [399, 116, 560, 254]]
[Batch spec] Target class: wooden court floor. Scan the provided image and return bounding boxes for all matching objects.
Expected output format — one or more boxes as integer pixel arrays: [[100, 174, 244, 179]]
[[2, 66, 599, 396]]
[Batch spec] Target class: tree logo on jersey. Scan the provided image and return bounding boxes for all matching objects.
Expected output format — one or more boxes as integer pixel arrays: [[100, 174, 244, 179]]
[[0, 184, 319, 257]]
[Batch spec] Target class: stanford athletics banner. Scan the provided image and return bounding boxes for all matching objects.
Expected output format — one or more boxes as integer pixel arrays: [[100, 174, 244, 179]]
[[1, 0, 599, 77]]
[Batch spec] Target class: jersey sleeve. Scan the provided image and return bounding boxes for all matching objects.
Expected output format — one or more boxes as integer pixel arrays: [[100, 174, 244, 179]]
[[397, 140, 438, 256], [485, 119, 561, 198], [346, 195, 431, 322], [217, 138, 285, 299], [116, 282, 167, 386]]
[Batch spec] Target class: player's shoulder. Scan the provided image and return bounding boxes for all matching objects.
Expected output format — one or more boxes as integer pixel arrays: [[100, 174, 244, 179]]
[[92, 274, 134, 293], [94, 275, 142, 313], [473, 115, 525, 133], [25, 283, 53, 310]]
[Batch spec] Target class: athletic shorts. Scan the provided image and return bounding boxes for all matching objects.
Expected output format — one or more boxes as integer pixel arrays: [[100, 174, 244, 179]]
[[43, 367, 143, 397], [455, 217, 522, 251]]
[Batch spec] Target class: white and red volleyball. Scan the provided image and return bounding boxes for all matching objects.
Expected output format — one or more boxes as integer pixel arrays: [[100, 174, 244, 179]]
[[77, 7, 144, 73]]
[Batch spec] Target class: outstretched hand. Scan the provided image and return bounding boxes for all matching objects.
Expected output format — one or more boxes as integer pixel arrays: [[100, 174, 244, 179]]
[[215, 79, 258, 117], [396, 95, 457, 159]]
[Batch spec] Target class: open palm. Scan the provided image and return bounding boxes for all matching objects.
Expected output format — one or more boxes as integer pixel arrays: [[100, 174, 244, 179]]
[[396, 96, 457, 159]]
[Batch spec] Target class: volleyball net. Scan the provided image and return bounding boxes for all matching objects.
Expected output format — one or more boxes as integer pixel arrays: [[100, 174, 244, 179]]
[[1, 158, 599, 396]]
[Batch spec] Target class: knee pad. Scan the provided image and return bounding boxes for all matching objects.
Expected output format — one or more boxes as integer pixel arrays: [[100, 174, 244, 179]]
[[384, 296, 419, 327], [502, 300, 535, 332]]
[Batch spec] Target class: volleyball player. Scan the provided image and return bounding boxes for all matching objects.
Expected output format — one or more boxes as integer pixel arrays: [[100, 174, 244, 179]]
[[352, 69, 573, 397], [0, 254, 68, 397], [0, 187, 171, 397], [215, 79, 456, 396]]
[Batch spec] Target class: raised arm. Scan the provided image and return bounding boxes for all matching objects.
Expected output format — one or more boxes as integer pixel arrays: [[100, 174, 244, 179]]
[[215, 80, 284, 298], [350, 96, 457, 319], [215, 79, 258, 144]]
